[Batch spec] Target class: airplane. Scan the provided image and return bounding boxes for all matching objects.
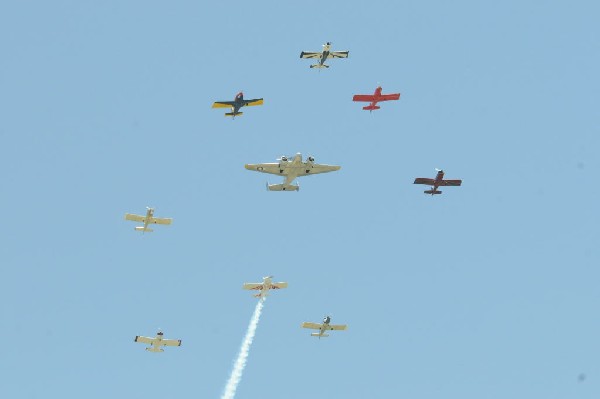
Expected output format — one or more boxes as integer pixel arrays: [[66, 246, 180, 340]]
[[245, 153, 341, 191], [413, 169, 462, 195], [243, 275, 288, 298], [124, 207, 172, 233], [300, 42, 349, 69], [301, 316, 347, 338], [212, 91, 263, 118], [352, 86, 401, 112], [134, 331, 181, 352]]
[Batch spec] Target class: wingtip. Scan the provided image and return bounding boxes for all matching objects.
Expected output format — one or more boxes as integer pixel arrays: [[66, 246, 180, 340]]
[[244, 164, 251, 170]]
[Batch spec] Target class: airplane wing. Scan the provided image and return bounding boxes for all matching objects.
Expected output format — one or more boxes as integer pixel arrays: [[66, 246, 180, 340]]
[[245, 163, 282, 176], [134, 336, 155, 345], [328, 51, 349, 59], [125, 214, 145, 223], [212, 101, 235, 108], [244, 98, 263, 107], [440, 179, 462, 186], [299, 164, 341, 176], [271, 282, 288, 289], [352, 94, 375, 102], [161, 339, 182, 347], [149, 217, 173, 225], [243, 283, 264, 290], [413, 178, 436, 185], [328, 324, 347, 331], [300, 51, 321, 59], [379, 93, 401, 101], [301, 322, 323, 330]]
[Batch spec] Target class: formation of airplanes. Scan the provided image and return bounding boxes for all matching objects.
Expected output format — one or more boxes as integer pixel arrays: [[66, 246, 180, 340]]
[[128, 41, 463, 354]]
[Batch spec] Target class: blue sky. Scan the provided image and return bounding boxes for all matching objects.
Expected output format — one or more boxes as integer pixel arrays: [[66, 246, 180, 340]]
[[1, 1, 599, 398]]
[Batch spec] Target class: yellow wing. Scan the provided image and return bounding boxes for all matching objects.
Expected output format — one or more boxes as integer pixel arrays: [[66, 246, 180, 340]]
[[212, 101, 235, 108], [245, 99, 263, 107]]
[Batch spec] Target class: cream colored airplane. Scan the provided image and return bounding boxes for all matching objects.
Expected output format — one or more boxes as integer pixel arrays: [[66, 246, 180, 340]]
[[302, 316, 347, 338], [124, 207, 172, 232], [134, 331, 181, 352], [245, 153, 341, 191], [243, 276, 288, 298]]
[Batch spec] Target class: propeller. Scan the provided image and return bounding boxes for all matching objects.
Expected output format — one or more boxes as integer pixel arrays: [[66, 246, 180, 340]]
[[435, 168, 443, 172]]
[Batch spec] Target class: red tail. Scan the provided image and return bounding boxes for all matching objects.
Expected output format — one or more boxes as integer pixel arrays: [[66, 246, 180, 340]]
[[363, 105, 380, 111]]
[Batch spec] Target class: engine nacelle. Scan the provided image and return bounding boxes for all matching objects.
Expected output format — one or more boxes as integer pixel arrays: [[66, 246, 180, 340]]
[[307, 156, 315, 163]]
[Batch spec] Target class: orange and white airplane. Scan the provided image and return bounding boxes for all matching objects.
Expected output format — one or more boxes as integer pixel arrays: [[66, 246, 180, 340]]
[[352, 86, 400, 112], [243, 276, 288, 298]]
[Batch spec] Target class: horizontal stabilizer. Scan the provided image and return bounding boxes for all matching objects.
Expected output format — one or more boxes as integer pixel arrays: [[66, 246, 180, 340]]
[[267, 183, 299, 192], [310, 64, 329, 69], [363, 105, 380, 111], [135, 227, 154, 232], [311, 333, 329, 337], [225, 112, 243, 117], [145, 347, 164, 352], [424, 190, 442, 195]]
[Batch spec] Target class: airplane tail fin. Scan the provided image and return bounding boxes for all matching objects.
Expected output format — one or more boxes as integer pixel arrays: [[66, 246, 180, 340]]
[[267, 183, 299, 192], [145, 347, 164, 352], [424, 190, 442, 195], [310, 64, 329, 69], [363, 105, 380, 111], [311, 333, 329, 338], [135, 227, 154, 232], [225, 112, 243, 117]]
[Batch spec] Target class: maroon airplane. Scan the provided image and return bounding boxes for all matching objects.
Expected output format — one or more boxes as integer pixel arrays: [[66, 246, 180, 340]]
[[414, 169, 462, 195], [352, 86, 400, 112]]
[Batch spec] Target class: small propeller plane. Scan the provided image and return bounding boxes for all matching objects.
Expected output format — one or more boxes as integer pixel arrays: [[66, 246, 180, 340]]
[[413, 169, 462, 195], [212, 91, 263, 118], [243, 275, 288, 298], [245, 153, 341, 191], [352, 86, 401, 112], [301, 316, 347, 338], [134, 331, 181, 352], [300, 42, 349, 69], [124, 207, 172, 233]]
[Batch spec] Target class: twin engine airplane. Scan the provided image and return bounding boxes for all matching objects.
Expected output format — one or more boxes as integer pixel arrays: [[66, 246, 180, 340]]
[[245, 153, 341, 191], [413, 169, 462, 195], [300, 42, 349, 69], [243, 275, 288, 298], [301, 316, 347, 338], [124, 207, 172, 233], [212, 91, 263, 118], [353, 86, 401, 112], [134, 331, 181, 352]]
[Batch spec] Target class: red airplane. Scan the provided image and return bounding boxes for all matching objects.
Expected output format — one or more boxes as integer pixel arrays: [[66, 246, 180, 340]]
[[413, 169, 462, 195], [352, 86, 400, 112]]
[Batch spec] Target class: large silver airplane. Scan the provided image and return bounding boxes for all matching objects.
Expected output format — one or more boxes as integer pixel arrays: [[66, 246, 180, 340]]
[[301, 316, 347, 338], [300, 42, 349, 69], [245, 153, 341, 191], [134, 331, 181, 352]]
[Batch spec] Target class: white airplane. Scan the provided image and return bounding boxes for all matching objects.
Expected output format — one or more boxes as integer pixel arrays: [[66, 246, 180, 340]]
[[300, 42, 349, 69], [134, 331, 181, 352], [124, 207, 172, 232], [301, 316, 347, 338], [245, 153, 341, 191], [243, 276, 288, 298]]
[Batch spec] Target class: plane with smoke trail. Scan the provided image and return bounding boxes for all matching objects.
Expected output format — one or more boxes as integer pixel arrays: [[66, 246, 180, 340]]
[[221, 298, 265, 399]]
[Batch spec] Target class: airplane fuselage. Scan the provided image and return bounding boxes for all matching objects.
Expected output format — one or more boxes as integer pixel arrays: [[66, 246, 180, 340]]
[[432, 170, 445, 191], [142, 208, 154, 231], [231, 92, 245, 114]]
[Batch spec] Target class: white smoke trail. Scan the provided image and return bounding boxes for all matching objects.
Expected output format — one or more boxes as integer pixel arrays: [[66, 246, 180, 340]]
[[221, 298, 265, 399]]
